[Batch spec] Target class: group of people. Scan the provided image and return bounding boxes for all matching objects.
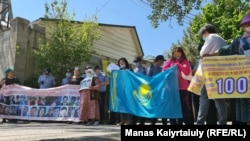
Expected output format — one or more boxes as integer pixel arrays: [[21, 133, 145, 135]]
[[1, 14, 250, 126], [39, 65, 110, 126], [0, 65, 110, 126], [108, 49, 195, 125], [109, 14, 250, 126]]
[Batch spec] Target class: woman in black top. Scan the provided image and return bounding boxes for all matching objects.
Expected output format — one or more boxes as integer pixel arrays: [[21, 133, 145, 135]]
[[0, 68, 20, 123]]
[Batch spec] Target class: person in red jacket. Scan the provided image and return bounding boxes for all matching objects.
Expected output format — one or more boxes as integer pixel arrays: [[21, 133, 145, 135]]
[[162, 47, 194, 125]]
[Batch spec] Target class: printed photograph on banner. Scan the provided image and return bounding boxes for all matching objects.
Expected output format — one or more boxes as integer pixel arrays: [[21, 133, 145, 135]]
[[202, 55, 250, 99], [45, 107, 53, 117], [52, 107, 60, 117], [10, 95, 27, 105], [79, 77, 92, 91], [29, 106, 38, 117], [68, 96, 78, 106], [67, 107, 75, 118], [21, 106, 29, 117], [60, 107, 68, 117], [37, 107, 46, 117], [37, 97, 46, 106], [73, 107, 80, 118], [44, 96, 61, 106], [61, 96, 69, 106], [2, 105, 10, 115], [10, 106, 17, 115], [16, 105, 22, 115], [75, 96, 80, 106]]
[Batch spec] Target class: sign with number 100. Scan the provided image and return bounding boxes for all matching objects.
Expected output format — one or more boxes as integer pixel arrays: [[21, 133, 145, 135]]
[[216, 77, 248, 94]]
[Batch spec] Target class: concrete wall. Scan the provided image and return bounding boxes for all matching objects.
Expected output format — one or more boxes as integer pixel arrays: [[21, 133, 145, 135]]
[[0, 17, 45, 84], [0, 25, 16, 80]]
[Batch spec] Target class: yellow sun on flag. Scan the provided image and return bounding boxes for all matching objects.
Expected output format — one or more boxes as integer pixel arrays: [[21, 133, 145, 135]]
[[139, 83, 150, 97]]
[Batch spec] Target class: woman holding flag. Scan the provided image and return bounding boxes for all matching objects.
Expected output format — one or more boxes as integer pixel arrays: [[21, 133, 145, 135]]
[[162, 47, 194, 125]]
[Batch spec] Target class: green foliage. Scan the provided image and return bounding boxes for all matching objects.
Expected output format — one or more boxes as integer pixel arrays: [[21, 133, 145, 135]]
[[190, 0, 250, 44], [32, 0, 101, 85], [146, 0, 203, 28], [23, 76, 39, 88], [165, 0, 250, 64]]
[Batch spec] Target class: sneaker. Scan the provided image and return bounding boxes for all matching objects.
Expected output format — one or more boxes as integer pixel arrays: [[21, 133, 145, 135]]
[[93, 121, 100, 126]]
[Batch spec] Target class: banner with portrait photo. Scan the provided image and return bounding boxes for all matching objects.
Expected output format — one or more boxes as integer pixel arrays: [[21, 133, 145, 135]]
[[201, 55, 250, 99], [79, 77, 92, 91], [0, 84, 81, 122]]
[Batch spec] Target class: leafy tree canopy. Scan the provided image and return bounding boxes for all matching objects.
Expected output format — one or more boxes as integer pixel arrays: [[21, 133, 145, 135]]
[[164, 0, 250, 65], [145, 0, 203, 28], [33, 0, 101, 85]]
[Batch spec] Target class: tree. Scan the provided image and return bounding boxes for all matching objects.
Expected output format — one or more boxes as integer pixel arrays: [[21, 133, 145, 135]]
[[144, 0, 203, 28], [164, 0, 250, 64], [33, 0, 100, 84], [190, 0, 250, 44]]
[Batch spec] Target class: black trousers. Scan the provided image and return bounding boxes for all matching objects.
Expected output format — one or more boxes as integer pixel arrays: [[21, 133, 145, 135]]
[[170, 90, 194, 125], [98, 92, 106, 124]]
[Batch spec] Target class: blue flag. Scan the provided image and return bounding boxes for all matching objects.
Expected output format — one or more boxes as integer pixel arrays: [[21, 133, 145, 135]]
[[109, 65, 182, 118]]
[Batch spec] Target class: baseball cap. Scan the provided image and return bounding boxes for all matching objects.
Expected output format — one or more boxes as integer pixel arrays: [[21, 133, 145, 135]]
[[155, 55, 166, 62]]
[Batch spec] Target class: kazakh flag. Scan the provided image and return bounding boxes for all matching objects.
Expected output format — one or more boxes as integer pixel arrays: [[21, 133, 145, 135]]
[[109, 65, 182, 118]]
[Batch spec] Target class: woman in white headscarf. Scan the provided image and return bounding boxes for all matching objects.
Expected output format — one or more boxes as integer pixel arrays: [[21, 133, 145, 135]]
[[79, 68, 100, 126]]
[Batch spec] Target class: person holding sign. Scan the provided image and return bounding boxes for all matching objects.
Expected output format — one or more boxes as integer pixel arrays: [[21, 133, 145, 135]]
[[202, 14, 250, 125], [197, 24, 227, 125], [191, 44, 218, 125], [0, 68, 20, 123], [79, 68, 100, 126]]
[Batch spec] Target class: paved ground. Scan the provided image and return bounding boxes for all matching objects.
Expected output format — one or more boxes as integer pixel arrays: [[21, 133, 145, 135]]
[[0, 118, 235, 141], [0, 121, 121, 141]]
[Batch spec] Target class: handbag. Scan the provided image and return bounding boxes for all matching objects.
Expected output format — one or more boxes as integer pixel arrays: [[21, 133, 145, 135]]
[[90, 77, 100, 100], [181, 68, 193, 81]]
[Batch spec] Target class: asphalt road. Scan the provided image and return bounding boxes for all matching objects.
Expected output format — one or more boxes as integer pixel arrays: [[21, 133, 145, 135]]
[[0, 121, 121, 141]]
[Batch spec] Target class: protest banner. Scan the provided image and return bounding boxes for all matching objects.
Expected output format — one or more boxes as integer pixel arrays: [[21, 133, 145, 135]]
[[187, 61, 204, 95], [201, 55, 250, 99], [0, 84, 81, 122]]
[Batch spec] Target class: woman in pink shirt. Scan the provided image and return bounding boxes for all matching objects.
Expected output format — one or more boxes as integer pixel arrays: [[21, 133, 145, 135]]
[[162, 47, 194, 125]]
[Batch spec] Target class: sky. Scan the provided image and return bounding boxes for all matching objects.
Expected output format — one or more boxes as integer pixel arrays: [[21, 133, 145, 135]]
[[11, 0, 199, 58]]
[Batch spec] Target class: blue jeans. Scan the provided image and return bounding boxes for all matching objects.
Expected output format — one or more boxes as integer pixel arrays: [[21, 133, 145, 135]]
[[196, 85, 227, 125]]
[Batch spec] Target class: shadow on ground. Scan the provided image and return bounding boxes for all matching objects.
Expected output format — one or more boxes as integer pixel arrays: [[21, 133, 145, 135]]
[[39, 133, 120, 141]]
